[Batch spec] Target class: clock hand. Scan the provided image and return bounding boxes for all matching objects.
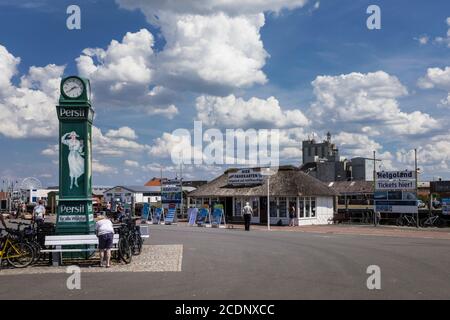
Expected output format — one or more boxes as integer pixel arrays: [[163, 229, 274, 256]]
[[68, 86, 77, 92]]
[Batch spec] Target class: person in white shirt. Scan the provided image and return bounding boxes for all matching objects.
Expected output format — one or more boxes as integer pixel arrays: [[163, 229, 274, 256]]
[[33, 200, 46, 226], [95, 215, 115, 268], [242, 202, 253, 231]]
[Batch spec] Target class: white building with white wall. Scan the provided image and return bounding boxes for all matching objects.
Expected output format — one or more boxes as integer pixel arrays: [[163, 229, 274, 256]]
[[23, 188, 58, 204], [103, 186, 162, 206]]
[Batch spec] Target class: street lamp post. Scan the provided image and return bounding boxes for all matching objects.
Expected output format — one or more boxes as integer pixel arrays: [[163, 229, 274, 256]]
[[267, 176, 270, 231], [373, 151, 377, 227], [261, 167, 277, 231], [415, 148, 419, 229]]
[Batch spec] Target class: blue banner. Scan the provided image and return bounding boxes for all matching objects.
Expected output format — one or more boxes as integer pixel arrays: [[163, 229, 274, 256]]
[[212, 204, 224, 226], [165, 206, 176, 224], [197, 208, 209, 225], [142, 203, 150, 220], [153, 207, 162, 224], [188, 208, 198, 225]]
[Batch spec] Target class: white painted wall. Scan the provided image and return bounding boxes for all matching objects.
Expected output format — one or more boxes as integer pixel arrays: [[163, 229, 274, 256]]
[[297, 196, 334, 226], [28, 189, 58, 204], [135, 193, 144, 203]]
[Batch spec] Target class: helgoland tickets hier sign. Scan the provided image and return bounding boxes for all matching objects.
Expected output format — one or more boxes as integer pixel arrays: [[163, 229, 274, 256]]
[[375, 170, 415, 191]]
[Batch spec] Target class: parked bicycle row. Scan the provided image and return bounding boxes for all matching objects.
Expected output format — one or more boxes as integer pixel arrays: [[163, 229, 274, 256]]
[[0, 217, 146, 269], [396, 213, 447, 228], [334, 210, 449, 228]]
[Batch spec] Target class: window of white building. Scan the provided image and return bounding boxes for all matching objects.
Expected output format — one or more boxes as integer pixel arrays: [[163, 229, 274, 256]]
[[279, 197, 287, 218]]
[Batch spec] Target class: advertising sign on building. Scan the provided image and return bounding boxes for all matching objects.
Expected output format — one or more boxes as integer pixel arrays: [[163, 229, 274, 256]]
[[228, 169, 264, 186], [442, 198, 450, 215], [161, 179, 182, 204]]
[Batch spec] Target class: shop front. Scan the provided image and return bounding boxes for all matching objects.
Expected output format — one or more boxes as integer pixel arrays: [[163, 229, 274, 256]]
[[188, 166, 337, 226]]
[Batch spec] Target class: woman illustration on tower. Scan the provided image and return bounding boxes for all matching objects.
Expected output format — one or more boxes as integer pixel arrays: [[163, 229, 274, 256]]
[[61, 131, 84, 189]]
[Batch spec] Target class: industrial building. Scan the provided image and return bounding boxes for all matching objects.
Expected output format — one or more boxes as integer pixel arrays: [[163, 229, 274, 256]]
[[301, 133, 375, 182]]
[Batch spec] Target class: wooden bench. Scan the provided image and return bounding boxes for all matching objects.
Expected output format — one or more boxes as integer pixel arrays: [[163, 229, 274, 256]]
[[42, 234, 120, 266]]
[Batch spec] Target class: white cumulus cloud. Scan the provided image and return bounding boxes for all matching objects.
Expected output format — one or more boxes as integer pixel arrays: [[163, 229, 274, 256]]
[[196, 94, 309, 128], [0, 45, 64, 139], [155, 12, 268, 92], [105, 126, 138, 140], [124, 160, 140, 167], [116, 0, 308, 17], [310, 71, 439, 136], [417, 66, 450, 89]]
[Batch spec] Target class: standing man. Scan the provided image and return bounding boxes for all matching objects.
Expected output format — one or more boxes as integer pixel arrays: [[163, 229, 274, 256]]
[[33, 200, 46, 227], [242, 202, 253, 231], [289, 204, 296, 227], [95, 215, 114, 268]]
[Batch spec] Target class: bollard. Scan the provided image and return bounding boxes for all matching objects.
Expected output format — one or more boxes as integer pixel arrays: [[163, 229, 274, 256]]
[[52, 246, 62, 266]]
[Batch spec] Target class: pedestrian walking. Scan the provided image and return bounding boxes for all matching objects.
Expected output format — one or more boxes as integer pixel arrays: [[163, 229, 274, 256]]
[[95, 215, 114, 268], [289, 205, 296, 227], [242, 202, 253, 231], [33, 200, 46, 227]]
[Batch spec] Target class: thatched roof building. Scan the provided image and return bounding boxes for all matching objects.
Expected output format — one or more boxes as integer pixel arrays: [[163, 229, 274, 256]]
[[188, 166, 337, 226]]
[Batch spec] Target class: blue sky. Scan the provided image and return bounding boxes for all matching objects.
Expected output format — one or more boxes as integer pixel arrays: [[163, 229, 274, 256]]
[[0, 0, 449, 188]]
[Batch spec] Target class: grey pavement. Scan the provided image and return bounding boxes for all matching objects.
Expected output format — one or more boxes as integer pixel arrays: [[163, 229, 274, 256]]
[[0, 224, 449, 299]]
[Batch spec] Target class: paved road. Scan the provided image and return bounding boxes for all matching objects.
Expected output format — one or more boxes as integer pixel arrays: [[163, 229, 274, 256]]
[[1, 225, 449, 299]]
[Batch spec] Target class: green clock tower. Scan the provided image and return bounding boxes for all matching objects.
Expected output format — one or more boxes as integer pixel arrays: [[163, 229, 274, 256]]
[[56, 76, 95, 235]]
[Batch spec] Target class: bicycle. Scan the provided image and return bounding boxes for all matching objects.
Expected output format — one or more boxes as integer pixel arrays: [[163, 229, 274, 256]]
[[0, 228, 35, 268], [396, 214, 417, 227], [10, 221, 41, 264], [420, 214, 446, 228], [115, 224, 132, 264], [123, 218, 143, 256]]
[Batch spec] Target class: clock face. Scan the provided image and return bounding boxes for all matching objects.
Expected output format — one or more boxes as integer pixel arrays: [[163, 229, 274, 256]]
[[63, 78, 84, 98]]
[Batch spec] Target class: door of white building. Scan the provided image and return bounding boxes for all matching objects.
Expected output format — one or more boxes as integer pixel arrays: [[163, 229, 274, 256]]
[[234, 197, 260, 224]]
